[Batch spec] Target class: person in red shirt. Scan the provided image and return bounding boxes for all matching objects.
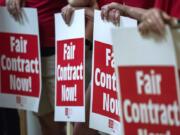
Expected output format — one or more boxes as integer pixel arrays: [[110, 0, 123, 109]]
[[5, 0, 68, 135]]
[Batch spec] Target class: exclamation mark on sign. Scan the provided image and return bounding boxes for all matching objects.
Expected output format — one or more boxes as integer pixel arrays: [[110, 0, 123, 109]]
[[74, 84, 77, 101], [29, 77, 32, 92]]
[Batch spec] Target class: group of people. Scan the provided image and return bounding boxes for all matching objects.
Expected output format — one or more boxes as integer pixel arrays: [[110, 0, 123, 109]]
[[0, 0, 180, 135]]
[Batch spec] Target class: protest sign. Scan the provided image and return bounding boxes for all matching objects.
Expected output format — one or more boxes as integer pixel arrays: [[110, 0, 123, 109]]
[[112, 27, 180, 135], [55, 9, 85, 122], [0, 7, 41, 112], [90, 10, 136, 134]]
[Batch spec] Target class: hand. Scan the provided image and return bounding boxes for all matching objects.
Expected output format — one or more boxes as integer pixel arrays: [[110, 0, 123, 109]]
[[7, 0, 25, 22], [101, 2, 123, 25], [138, 8, 173, 36], [61, 4, 75, 25]]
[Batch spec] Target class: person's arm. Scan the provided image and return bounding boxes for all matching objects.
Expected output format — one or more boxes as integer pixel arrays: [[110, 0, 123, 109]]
[[101, 2, 145, 24], [123, 5, 145, 21], [6, 0, 26, 21], [125, 6, 179, 35], [68, 0, 90, 7], [62, 0, 97, 25], [85, 2, 98, 41], [100, 2, 172, 35]]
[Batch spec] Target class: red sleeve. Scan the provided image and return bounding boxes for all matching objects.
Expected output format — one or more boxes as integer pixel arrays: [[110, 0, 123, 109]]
[[154, 0, 170, 12], [0, 0, 5, 6], [155, 0, 180, 18], [98, 0, 123, 8], [124, 0, 155, 9]]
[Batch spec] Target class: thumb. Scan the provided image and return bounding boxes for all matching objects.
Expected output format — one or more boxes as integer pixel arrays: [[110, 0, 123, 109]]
[[162, 12, 171, 23], [162, 12, 178, 27]]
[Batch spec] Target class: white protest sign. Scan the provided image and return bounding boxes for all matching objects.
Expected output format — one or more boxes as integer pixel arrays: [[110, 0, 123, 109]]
[[55, 9, 85, 122], [0, 7, 41, 112], [90, 10, 136, 134], [112, 27, 180, 135]]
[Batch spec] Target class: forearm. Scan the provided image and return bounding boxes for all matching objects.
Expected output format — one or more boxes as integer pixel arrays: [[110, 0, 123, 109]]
[[123, 5, 146, 21], [68, 0, 90, 7], [6, 0, 27, 3], [67, 2, 97, 20], [85, 20, 93, 41]]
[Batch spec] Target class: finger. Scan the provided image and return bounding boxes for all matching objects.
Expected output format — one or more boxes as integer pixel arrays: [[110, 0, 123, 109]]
[[153, 11, 165, 30], [101, 8, 105, 20], [149, 15, 164, 35], [162, 12, 171, 22], [162, 12, 177, 27], [16, 10, 23, 22], [65, 7, 74, 25], [108, 9, 116, 24], [61, 11, 66, 24], [12, 7, 20, 21], [112, 9, 117, 25], [141, 10, 164, 35], [64, 8, 69, 24], [7, 0, 22, 21], [15, 0, 21, 12], [139, 24, 147, 35], [101, 5, 110, 20], [7, 1, 15, 15], [138, 22, 149, 35], [114, 9, 120, 25], [145, 16, 161, 35], [85, 8, 94, 22], [169, 18, 178, 27], [16, 0, 24, 21]]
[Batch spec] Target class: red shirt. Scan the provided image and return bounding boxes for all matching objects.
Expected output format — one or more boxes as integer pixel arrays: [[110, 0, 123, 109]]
[[98, 0, 120, 8], [0, 0, 5, 6], [155, 0, 180, 18], [122, 0, 155, 9], [25, 0, 67, 48], [98, 0, 155, 9]]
